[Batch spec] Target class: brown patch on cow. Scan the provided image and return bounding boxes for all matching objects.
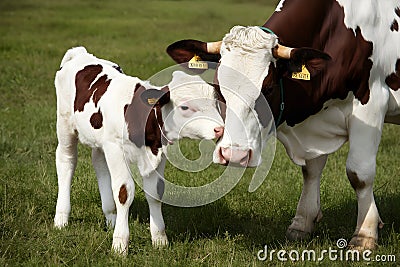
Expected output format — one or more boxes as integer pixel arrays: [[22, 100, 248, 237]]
[[261, 1, 373, 126], [391, 19, 399, 32], [118, 184, 127, 204], [90, 110, 103, 129], [74, 65, 111, 112], [166, 39, 221, 64], [125, 84, 170, 155], [396, 7, 400, 18], [346, 169, 366, 190], [385, 59, 400, 90]]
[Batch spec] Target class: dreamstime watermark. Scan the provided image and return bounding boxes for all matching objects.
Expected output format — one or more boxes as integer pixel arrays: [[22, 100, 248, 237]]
[[123, 63, 277, 207], [257, 238, 397, 263]]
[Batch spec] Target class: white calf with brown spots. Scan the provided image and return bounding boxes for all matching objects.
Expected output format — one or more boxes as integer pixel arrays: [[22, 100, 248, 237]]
[[54, 47, 223, 255]]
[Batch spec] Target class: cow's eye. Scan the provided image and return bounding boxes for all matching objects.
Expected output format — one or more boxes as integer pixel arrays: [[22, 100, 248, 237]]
[[180, 106, 189, 111]]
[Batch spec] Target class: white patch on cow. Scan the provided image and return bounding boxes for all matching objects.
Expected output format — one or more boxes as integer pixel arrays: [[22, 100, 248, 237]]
[[213, 26, 277, 166], [336, 0, 400, 76], [275, 0, 286, 12], [277, 94, 352, 166]]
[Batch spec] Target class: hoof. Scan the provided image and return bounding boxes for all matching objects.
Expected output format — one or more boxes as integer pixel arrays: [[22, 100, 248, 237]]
[[105, 213, 116, 229], [152, 234, 169, 248], [112, 237, 129, 256], [286, 228, 311, 241], [54, 213, 69, 229], [349, 235, 377, 251]]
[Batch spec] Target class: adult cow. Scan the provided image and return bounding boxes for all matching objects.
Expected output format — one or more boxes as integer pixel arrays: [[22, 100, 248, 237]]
[[54, 47, 223, 254], [167, 0, 400, 250]]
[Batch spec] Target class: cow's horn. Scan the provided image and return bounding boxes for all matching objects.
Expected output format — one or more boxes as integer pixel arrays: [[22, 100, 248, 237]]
[[274, 44, 293, 59], [207, 41, 222, 54]]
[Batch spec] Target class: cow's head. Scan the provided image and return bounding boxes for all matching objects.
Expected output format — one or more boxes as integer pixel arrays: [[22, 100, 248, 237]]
[[167, 26, 330, 167], [162, 71, 224, 141]]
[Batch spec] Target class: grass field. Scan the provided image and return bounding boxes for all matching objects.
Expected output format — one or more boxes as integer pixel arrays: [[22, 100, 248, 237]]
[[1, 0, 399, 266]]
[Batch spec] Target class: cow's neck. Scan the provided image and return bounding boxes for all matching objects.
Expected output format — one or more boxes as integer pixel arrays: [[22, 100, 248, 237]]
[[261, 0, 373, 127], [265, 0, 334, 48]]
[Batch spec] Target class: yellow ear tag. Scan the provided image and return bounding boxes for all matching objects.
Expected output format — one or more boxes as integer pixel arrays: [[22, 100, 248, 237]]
[[147, 98, 158, 105], [188, 54, 208, 69], [292, 65, 311, 80]]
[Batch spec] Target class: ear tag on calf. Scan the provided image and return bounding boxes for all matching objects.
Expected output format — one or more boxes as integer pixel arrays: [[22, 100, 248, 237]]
[[292, 65, 310, 80], [188, 54, 208, 69], [147, 97, 158, 105], [141, 89, 166, 106]]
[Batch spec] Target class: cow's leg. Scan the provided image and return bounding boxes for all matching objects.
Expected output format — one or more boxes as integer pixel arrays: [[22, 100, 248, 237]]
[[286, 155, 327, 241], [143, 155, 168, 247], [54, 117, 78, 228], [103, 142, 135, 255], [92, 148, 116, 228], [346, 121, 384, 250]]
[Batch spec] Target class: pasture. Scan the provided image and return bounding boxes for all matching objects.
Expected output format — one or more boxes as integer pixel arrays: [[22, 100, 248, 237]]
[[0, 0, 399, 265]]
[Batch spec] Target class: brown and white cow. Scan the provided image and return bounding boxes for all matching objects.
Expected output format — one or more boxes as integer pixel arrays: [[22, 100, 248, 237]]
[[167, 0, 400, 250], [54, 47, 223, 254]]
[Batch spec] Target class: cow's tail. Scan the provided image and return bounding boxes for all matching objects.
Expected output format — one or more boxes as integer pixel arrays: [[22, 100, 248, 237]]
[[60, 46, 88, 68]]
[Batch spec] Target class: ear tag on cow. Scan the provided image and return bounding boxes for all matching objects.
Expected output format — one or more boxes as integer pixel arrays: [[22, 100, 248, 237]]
[[292, 65, 310, 80], [188, 54, 208, 69]]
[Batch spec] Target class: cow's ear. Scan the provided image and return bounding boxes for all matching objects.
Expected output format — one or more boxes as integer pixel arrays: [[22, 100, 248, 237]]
[[166, 39, 221, 64], [288, 48, 331, 76], [140, 86, 170, 107]]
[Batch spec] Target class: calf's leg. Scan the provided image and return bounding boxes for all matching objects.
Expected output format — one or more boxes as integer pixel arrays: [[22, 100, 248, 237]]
[[286, 155, 327, 241], [54, 117, 78, 228], [92, 148, 116, 228], [143, 155, 168, 247], [103, 142, 135, 255]]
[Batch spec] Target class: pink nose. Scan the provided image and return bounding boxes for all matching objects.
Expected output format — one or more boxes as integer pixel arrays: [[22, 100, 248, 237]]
[[220, 147, 251, 166], [214, 126, 224, 138]]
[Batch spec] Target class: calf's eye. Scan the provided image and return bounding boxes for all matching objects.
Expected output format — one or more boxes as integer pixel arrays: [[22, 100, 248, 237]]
[[180, 106, 189, 111]]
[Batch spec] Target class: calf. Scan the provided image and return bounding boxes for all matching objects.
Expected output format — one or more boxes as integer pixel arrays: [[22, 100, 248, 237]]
[[54, 47, 223, 254]]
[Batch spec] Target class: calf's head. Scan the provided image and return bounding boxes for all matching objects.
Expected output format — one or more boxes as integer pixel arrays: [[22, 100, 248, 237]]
[[162, 71, 224, 141], [126, 71, 223, 157], [167, 26, 330, 167]]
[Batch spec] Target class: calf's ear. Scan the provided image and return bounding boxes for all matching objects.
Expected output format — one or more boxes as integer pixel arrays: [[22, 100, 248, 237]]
[[140, 86, 170, 107], [288, 48, 331, 77], [166, 39, 221, 64]]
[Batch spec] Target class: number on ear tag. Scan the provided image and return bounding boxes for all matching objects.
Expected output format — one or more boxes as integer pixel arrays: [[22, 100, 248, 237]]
[[292, 65, 310, 80], [188, 55, 208, 69]]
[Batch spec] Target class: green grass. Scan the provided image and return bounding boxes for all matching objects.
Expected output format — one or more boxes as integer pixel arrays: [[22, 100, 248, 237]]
[[0, 0, 399, 266]]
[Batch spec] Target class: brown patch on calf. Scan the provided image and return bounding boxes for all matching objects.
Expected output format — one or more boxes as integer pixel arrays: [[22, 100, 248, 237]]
[[118, 184, 127, 204], [74, 65, 111, 112], [391, 19, 399, 32], [125, 84, 170, 155], [385, 59, 400, 90], [92, 75, 110, 106], [346, 169, 366, 190], [396, 7, 400, 18], [90, 110, 103, 129]]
